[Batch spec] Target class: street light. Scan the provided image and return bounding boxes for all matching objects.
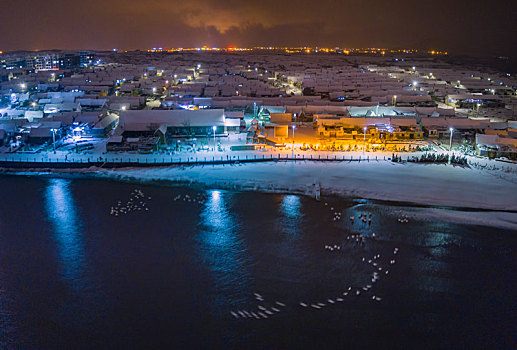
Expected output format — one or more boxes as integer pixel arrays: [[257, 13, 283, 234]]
[[448, 127, 454, 164], [50, 128, 56, 152], [291, 124, 296, 158], [363, 126, 367, 154], [212, 125, 217, 151]]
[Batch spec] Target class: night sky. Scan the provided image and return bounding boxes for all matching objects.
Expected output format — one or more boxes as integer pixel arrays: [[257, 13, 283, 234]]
[[1, 0, 516, 57]]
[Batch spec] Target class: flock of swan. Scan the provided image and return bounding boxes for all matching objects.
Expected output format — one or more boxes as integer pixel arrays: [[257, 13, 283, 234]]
[[230, 200, 406, 320], [110, 190, 210, 216], [108, 189, 409, 321], [110, 189, 150, 216], [173, 193, 207, 205]]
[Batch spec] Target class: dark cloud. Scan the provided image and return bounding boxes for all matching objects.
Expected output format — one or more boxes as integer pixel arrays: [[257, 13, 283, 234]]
[[0, 0, 515, 57]]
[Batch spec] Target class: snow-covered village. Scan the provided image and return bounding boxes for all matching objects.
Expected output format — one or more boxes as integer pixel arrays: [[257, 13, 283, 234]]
[[1, 49, 516, 210]]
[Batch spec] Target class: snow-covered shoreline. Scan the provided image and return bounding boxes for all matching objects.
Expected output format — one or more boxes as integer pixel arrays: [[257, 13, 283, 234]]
[[3, 159, 517, 229], [4, 159, 517, 210], [95, 161, 515, 208]]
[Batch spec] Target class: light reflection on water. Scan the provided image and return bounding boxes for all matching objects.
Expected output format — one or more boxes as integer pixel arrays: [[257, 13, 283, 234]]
[[44, 178, 88, 288], [197, 190, 251, 295], [280, 194, 302, 235]]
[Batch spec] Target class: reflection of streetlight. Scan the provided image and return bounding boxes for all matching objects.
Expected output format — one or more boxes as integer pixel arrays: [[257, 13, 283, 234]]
[[393, 95, 397, 106], [412, 81, 418, 89], [291, 124, 296, 158], [212, 125, 217, 151], [20, 83, 26, 90], [121, 105, 126, 111]]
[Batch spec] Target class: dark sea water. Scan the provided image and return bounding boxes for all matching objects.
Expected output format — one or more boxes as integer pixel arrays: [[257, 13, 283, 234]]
[[0, 175, 515, 349]]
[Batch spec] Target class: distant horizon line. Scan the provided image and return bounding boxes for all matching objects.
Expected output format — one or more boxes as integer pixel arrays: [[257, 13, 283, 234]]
[[1, 46, 449, 55], [2, 46, 514, 61]]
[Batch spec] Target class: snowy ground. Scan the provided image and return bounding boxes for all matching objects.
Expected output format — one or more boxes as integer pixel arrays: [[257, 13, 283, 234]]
[[100, 160, 517, 211]]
